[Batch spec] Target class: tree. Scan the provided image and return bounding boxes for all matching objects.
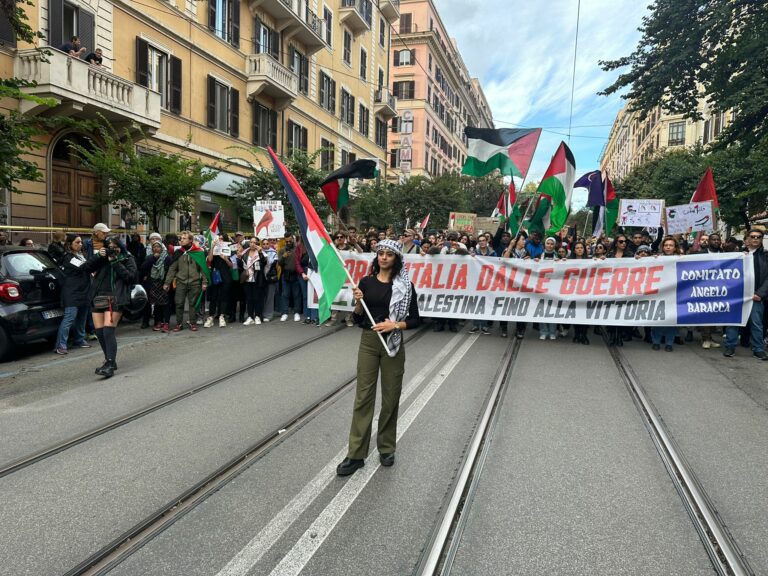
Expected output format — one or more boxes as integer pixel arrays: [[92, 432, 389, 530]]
[[228, 148, 329, 233], [600, 0, 768, 150], [71, 120, 215, 232]]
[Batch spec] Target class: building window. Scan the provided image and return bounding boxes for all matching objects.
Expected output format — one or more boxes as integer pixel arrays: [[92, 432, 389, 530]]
[[254, 17, 279, 59], [287, 120, 308, 154], [49, 0, 95, 57], [375, 118, 387, 148], [358, 104, 370, 137], [394, 49, 414, 66], [290, 46, 309, 95], [359, 48, 367, 79], [320, 138, 335, 171], [136, 38, 182, 114], [377, 68, 385, 90], [0, 9, 16, 47], [341, 149, 356, 166], [428, 53, 432, 72], [319, 72, 336, 113], [668, 121, 685, 146], [343, 29, 352, 65], [207, 75, 239, 137], [399, 13, 412, 33], [252, 101, 277, 149], [393, 80, 415, 100], [341, 89, 355, 125], [323, 7, 332, 46], [390, 148, 400, 168], [208, 0, 240, 47], [379, 17, 385, 46]]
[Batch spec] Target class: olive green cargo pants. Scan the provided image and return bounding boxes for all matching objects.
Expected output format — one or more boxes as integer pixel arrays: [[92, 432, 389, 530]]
[[346, 329, 406, 459]]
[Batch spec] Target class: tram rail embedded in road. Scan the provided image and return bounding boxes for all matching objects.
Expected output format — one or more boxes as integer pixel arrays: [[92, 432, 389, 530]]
[[60, 325, 431, 576], [605, 340, 755, 576]]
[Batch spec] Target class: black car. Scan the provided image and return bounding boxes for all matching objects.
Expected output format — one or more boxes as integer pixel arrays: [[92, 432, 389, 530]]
[[0, 246, 64, 361]]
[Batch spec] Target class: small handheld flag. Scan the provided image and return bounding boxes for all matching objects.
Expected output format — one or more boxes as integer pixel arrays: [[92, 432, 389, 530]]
[[320, 159, 378, 212]]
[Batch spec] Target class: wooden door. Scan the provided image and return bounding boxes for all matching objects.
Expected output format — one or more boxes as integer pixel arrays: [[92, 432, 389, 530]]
[[51, 135, 101, 229]]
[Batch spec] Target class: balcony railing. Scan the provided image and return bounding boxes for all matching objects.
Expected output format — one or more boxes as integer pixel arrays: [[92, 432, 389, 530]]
[[339, 0, 372, 35], [14, 49, 160, 130], [374, 87, 397, 119], [249, 0, 326, 54], [246, 53, 299, 110]]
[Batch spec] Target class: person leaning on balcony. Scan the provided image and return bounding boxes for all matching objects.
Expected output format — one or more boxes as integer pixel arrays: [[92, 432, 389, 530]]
[[60, 36, 87, 59], [85, 48, 103, 66]]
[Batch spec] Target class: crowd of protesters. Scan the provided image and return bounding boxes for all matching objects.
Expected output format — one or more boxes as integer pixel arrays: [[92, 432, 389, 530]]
[[8, 217, 765, 369]]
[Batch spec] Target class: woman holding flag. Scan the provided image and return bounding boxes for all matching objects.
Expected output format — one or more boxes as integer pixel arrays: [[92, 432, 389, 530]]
[[336, 239, 420, 477]]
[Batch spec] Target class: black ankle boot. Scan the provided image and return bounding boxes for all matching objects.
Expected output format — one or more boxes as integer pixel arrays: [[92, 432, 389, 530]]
[[95, 361, 109, 375]]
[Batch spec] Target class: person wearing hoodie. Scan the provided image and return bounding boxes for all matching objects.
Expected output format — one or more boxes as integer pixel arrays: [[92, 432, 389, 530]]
[[140, 240, 173, 332]]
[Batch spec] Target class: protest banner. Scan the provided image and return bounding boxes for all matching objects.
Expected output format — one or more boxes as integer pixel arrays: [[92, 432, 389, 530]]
[[665, 201, 716, 235], [448, 212, 477, 233], [618, 199, 665, 228], [308, 252, 754, 327], [475, 217, 500, 234], [253, 201, 285, 238]]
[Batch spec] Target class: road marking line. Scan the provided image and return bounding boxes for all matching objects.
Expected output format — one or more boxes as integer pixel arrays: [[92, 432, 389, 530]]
[[268, 334, 479, 576], [215, 332, 472, 576]]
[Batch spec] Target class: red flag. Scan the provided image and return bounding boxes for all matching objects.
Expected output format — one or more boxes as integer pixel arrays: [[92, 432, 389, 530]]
[[419, 213, 430, 231], [509, 178, 517, 205], [690, 167, 718, 207]]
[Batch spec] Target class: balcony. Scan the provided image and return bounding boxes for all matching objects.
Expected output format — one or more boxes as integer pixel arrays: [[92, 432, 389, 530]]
[[374, 88, 397, 119], [339, 0, 372, 36], [248, 0, 326, 55], [246, 53, 298, 110], [13, 49, 160, 132], [379, 0, 400, 23]]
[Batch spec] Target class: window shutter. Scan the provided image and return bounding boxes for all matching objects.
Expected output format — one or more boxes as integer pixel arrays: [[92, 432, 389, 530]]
[[78, 9, 95, 56], [208, 0, 217, 30], [253, 17, 261, 52], [350, 95, 355, 124], [136, 38, 149, 86], [207, 75, 216, 128], [0, 9, 17, 47], [49, 0, 63, 49], [169, 56, 182, 115], [230, 88, 240, 137], [319, 73, 326, 107], [301, 127, 308, 152], [269, 110, 277, 150], [330, 79, 336, 114], [271, 29, 280, 60], [252, 102, 260, 145], [231, 0, 240, 47], [286, 120, 294, 152]]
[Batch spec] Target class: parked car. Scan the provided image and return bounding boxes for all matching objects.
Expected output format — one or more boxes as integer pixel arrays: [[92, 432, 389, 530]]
[[0, 246, 64, 361]]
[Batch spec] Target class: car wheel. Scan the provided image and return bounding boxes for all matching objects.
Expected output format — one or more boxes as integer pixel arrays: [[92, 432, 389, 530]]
[[0, 327, 13, 362]]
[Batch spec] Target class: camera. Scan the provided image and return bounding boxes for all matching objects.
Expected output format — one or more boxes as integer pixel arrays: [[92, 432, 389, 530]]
[[105, 246, 117, 257]]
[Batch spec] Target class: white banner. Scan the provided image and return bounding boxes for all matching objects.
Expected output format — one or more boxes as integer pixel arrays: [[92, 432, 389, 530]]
[[253, 201, 285, 239], [619, 199, 665, 228], [665, 201, 716, 235], [309, 252, 755, 327]]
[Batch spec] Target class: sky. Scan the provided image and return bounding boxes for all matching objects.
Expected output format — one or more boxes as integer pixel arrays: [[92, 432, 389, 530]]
[[436, 0, 649, 207]]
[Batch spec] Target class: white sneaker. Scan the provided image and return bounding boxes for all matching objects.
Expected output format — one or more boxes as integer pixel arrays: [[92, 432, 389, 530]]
[[549, 334, 557, 340], [203, 317, 214, 328], [702, 340, 711, 349], [243, 317, 254, 326], [254, 317, 262, 325], [294, 313, 301, 322], [709, 340, 720, 348], [219, 316, 227, 327], [280, 314, 288, 321], [262, 317, 270, 322], [539, 334, 547, 340]]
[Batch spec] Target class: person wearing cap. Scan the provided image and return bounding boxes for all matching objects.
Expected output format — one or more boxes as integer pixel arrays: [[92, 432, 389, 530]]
[[400, 229, 420, 254], [337, 239, 420, 477], [83, 223, 111, 259]]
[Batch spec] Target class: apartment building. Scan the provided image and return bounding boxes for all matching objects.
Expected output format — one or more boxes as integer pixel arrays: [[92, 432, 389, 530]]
[[387, 0, 493, 181], [0, 0, 400, 236], [600, 101, 733, 182]]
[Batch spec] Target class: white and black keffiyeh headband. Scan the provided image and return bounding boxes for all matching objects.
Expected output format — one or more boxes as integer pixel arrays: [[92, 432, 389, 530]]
[[377, 240, 411, 357]]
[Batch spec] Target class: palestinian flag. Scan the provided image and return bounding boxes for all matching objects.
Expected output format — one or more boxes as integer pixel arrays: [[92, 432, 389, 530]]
[[491, 181, 522, 235], [527, 142, 576, 235], [689, 167, 718, 249], [604, 176, 619, 235], [320, 159, 379, 212], [419, 213, 430, 231], [269, 148, 347, 324], [203, 210, 220, 250], [462, 128, 542, 178]]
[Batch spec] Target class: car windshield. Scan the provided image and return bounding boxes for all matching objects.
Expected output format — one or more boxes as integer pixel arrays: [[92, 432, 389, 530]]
[[2, 251, 57, 277]]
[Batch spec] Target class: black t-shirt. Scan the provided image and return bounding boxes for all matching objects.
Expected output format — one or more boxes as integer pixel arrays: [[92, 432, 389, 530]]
[[85, 52, 102, 65], [353, 275, 419, 329]]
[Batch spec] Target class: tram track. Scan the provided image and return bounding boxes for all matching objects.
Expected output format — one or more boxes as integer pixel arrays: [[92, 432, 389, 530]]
[[606, 341, 755, 576], [61, 325, 431, 576], [0, 325, 346, 480]]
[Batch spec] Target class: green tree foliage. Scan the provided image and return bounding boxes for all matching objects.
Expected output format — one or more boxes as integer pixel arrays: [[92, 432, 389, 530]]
[[71, 120, 215, 232], [228, 148, 329, 233], [600, 0, 768, 150]]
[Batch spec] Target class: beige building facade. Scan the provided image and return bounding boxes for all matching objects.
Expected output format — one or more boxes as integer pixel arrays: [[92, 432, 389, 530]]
[[387, 0, 493, 181], [600, 102, 733, 182], [0, 0, 400, 238]]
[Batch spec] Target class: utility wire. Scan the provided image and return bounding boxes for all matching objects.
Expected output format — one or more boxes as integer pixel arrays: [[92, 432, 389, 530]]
[[567, 0, 582, 144]]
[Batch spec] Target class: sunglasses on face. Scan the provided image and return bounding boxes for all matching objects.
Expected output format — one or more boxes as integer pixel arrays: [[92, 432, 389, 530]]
[[748, 235, 763, 239]]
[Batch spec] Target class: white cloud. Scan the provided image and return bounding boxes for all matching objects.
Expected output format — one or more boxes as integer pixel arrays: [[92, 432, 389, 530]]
[[436, 0, 648, 181]]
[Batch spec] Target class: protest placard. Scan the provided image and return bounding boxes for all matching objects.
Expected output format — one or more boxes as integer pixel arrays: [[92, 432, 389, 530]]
[[665, 201, 716, 234], [448, 212, 477, 233], [253, 201, 285, 238], [618, 199, 665, 228]]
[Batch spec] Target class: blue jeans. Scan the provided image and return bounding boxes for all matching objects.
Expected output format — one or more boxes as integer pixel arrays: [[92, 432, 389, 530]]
[[539, 322, 557, 337], [280, 276, 303, 315], [300, 276, 318, 321], [473, 319, 491, 328], [55, 305, 89, 350], [651, 326, 677, 346], [725, 300, 764, 352]]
